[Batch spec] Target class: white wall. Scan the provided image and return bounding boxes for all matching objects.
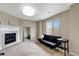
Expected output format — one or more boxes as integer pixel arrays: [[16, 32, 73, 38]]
[[0, 11, 20, 26], [19, 20, 37, 40], [69, 4, 79, 55]]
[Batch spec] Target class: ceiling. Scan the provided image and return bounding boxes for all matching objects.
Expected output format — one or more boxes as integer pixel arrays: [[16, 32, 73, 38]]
[[0, 3, 73, 21]]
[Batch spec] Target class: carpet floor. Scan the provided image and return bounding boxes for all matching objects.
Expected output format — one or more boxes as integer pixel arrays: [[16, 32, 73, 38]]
[[0, 41, 65, 56], [36, 42, 64, 56], [0, 41, 51, 56]]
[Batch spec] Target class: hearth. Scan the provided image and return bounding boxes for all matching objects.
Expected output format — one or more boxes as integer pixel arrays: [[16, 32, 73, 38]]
[[5, 33, 16, 45]]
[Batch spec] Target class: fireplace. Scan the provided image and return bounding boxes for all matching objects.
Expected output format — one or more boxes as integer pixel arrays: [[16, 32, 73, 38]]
[[5, 33, 16, 45]]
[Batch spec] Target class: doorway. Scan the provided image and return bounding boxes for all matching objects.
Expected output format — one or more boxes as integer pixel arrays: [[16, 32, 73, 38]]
[[23, 27, 31, 41]]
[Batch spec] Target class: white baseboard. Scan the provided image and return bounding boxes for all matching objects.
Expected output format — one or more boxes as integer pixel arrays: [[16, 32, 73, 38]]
[[69, 52, 78, 56]]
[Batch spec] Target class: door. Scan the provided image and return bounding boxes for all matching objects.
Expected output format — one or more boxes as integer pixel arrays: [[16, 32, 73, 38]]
[[23, 27, 31, 41]]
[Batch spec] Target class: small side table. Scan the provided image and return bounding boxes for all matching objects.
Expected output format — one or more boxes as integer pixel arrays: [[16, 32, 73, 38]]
[[59, 39, 69, 56]]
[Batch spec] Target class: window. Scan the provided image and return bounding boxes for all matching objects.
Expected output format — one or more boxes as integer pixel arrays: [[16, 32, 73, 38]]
[[52, 18, 61, 33], [46, 17, 61, 35], [46, 20, 53, 35]]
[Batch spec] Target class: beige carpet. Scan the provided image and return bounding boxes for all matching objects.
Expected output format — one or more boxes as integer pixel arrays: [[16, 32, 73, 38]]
[[0, 41, 51, 56], [36, 42, 64, 56], [0, 41, 65, 56]]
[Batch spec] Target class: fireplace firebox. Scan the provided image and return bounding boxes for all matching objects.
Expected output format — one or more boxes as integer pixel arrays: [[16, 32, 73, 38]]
[[5, 33, 16, 45]]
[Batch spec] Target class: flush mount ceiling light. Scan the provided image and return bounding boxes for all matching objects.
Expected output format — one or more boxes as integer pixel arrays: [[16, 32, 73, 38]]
[[23, 6, 35, 16]]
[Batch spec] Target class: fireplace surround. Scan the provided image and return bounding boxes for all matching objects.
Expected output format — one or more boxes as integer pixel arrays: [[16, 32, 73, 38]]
[[5, 33, 16, 45], [0, 25, 23, 50]]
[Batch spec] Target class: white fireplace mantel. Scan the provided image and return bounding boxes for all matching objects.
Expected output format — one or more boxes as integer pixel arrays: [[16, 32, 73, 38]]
[[0, 25, 22, 50]]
